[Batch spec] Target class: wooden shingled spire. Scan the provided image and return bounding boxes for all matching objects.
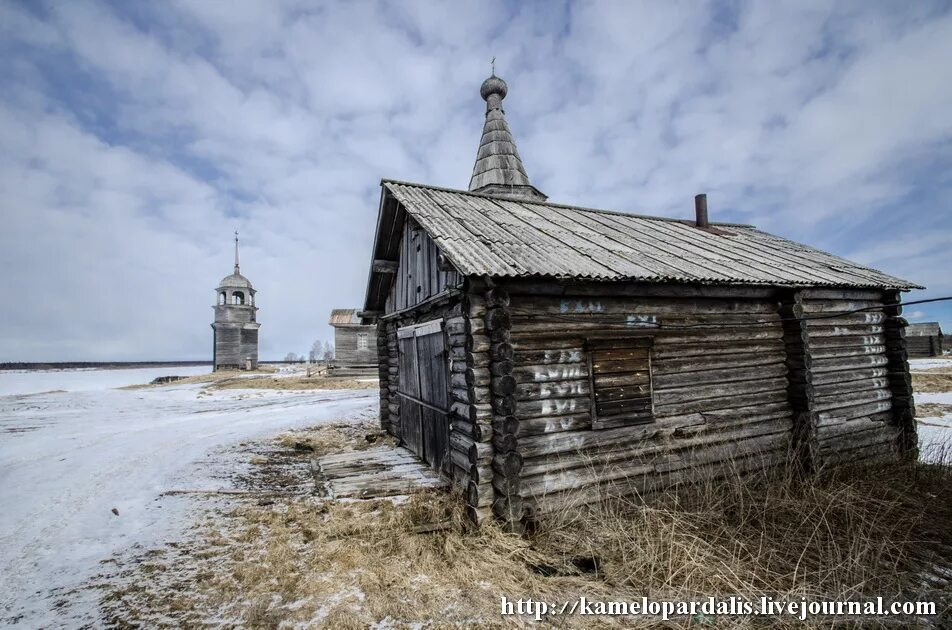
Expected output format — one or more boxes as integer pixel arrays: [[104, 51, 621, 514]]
[[468, 70, 547, 202]]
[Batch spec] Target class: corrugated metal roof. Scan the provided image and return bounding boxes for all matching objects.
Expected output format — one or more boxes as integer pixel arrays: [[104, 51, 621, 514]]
[[328, 308, 359, 326], [382, 180, 920, 290], [907, 323, 942, 336]]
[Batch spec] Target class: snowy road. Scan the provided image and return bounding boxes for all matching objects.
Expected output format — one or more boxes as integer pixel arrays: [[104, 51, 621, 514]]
[[0, 368, 376, 627]]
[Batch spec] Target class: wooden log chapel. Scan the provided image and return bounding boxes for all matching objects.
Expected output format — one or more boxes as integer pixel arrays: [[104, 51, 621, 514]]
[[360, 72, 922, 529]]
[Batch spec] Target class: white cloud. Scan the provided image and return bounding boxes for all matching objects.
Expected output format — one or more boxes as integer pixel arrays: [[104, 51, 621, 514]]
[[1, 0, 951, 360]]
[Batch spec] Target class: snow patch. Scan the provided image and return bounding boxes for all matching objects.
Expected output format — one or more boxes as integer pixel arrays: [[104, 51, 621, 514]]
[[0, 367, 376, 627]]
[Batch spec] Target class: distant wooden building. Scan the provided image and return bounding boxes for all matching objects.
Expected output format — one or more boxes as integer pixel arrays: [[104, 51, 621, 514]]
[[212, 233, 259, 371], [906, 323, 944, 357], [328, 309, 377, 376], [361, 73, 922, 528]]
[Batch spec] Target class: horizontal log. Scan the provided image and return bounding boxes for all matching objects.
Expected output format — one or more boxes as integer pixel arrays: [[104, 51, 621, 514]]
[[651, 350, 784, 376], [516, 378, 590, 401], [812, 377, 889, 399], [595, 397, 651, 416], [491, 415, 519, 436], [815, 412, 893, 440], [491, 395, 516, 416], [489, 342, 514, 362], [810, 354, 888, 373], [489, 360, 514, 377], [522, 436, 792, 500], [466, 505, 493, 527], [502, 280, 779, 300], [468, 462, 494, 486], [652, 363, 787, 390], [593, 372, 649, 388], [485, 308, 511, 332], [509, 295, 779, 316], [518, 422, 661, 458], [468, 440, 494, 465], [811, 366, 887, 387], [493, 433, 518, 453], [492, 496, 525, 523], [513, 347, 585, 365], [809, 334, 885, 349], [489, 327, 511, 344], [491, 375, 516, 395], [592, 354, 650, 374], [811, 345, 886, 359], [492, 472, 521, 495], [467, 481, 494, 508], [512, 363, 587, 383], [516, 413, 592, 436], [466, 336, 490, 353], [813, 388, 891, 412], [511, 337, 583, 352], [800, 299, 883, 314], [652, 377, 787, 407], [807, 324, 884, 337], [450, 372, 467, 389], [801, 288, 885, 301], [466, 294, 486, 319], [817, 400, 892, 425], [453, 385, 489, 405], [492, 451, 524, 477], [517, 396, 592, 420], [592, 412, 654, 431], [451, 418, 490, 442], [653, 389, 788, 417], [465, 367, 490, 387], [818, 425, 898, 455], [652, 339, 784, 360]]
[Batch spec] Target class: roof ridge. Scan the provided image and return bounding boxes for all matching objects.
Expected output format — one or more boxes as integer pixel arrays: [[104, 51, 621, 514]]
[[381, 178, 756, 228]]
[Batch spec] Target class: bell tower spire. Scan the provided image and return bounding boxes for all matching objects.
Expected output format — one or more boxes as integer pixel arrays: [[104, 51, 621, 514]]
[[468, 66, 546, 201], [234, 230, 240, 274]]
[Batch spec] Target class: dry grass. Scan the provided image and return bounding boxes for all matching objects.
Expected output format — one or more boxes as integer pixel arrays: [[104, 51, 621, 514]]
[[120, 366, 278, 389], [210, 375, 378, 391], [918, 403, 952, 418], [275, 421, 395, 456], [102, 423, 952, 628], [911, 371, 952, 394]]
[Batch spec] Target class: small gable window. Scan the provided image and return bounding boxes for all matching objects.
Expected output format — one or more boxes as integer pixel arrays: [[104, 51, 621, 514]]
[[587, 336, 654, 430], [357, 333, 369, 350]]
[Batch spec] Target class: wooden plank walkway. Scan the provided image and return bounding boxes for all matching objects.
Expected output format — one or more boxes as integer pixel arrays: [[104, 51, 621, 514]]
[[314, 446, 448, 499]]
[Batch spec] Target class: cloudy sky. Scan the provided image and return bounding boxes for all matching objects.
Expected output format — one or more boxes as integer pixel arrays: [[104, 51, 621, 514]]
[[1, 0, 951, 362]]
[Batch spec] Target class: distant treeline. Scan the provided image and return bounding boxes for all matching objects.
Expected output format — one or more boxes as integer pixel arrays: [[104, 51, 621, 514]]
[[0, 360, 308, 371], [0, 361, 213, 371]]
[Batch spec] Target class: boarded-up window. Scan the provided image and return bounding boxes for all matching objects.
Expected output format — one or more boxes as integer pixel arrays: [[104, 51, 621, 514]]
[[357, 333, 368, 350], [588, 337, 654, 430]]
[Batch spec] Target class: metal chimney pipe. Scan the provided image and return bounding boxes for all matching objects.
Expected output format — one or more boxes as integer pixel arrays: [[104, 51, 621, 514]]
[[694, 194, 709, 228]]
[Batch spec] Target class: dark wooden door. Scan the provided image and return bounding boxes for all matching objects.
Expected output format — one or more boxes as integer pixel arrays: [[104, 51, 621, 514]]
[[396, 321, 451, 471]]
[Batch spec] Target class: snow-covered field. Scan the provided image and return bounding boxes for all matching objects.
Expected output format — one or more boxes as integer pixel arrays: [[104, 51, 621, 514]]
[[910, 357, 952, 461], [1, 359, 950, 626], [0, 367, 376, 627]]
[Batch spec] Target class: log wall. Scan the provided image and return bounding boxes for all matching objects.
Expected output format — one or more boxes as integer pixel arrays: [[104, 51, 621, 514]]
[[800, 289, 901, 467], [503, 286, 795, 519], [906, 335, 943, 358], [376, 276, 917, 528], [334, 325, 378, 367]]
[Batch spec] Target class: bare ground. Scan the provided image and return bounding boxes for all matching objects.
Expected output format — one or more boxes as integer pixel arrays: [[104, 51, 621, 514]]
[[97, 420, 952, 628]]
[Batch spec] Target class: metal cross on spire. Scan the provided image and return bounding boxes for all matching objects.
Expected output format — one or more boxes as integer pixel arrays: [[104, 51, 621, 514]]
[[234, 230, 240, 274], [491, 56, 495, 76]]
